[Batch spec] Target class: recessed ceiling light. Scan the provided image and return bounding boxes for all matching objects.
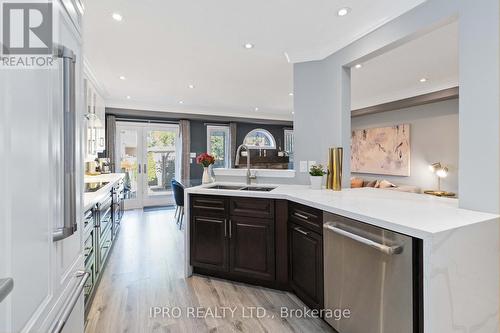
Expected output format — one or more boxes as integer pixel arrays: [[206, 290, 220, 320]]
[[244, 43, 254, 49], [126, 95, 131, 99], [354, 63, 363, 69], [179, 100, 184, 104], [289, 92, 294, 96], [337, 7, 351, 17], [254, 107, 259, 111], [112, 13, 123, 21], [188, 84, 195, 89], [292, 111, 295, 114], [119, 75, 126, 80], [419, 77, 428, 83]]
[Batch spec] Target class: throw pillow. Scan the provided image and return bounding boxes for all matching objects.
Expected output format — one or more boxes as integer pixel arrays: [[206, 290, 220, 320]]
[[351, 177, 364, 188], [379, 180, 396, 189], [364, 180, 377, 187]]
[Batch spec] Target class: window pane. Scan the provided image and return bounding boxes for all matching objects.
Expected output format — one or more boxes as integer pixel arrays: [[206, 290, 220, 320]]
[[243, 129, 276, 149], [146, 130, 176, 195], [207, 126, 230, 168]]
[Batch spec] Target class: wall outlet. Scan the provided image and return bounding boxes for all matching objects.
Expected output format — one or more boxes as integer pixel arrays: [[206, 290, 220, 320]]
[[300, 161, 308, 173], [190, 152, 197, 158]]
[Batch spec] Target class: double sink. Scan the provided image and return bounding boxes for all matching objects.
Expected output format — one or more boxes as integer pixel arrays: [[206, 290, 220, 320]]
[[206, 184, 276, 192]]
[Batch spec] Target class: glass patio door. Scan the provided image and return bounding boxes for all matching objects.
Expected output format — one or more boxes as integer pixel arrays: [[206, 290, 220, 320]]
[[116, 122, 180, 209]]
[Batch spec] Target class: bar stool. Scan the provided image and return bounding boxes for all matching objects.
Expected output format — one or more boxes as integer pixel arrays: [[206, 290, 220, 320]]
[[171, 179, 185, 229]]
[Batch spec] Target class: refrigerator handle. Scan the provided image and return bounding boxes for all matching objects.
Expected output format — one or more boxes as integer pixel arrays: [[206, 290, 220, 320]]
[[53, 45, 77, 242]]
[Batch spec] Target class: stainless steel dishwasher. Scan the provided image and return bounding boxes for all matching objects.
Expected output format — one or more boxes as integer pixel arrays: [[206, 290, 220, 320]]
[[323, 212, 414, 333]]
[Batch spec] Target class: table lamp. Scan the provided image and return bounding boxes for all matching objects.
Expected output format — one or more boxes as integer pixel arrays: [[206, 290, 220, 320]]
[[425, 162, 455, 197]]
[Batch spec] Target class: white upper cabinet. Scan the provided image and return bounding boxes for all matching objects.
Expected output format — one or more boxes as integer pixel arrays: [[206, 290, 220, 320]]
[[84, 74, 106, 159]]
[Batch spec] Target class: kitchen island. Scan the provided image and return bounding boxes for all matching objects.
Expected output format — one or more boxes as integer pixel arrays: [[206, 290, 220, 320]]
[[185, 183, 499, 332]]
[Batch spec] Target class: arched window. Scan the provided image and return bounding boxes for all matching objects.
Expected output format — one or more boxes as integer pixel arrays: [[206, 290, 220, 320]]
[[243, 129, 276, 149]]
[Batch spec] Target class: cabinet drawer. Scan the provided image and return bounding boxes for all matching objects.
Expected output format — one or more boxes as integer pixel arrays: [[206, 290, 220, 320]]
[[84, 229, 94, 265], [99, 227, 112, 266], [191, 195, 227, 215], [230, 197, 274, 219], [83, 208, 95, 233], [289, 203, 323, 234], [84, 255, 95, 306]]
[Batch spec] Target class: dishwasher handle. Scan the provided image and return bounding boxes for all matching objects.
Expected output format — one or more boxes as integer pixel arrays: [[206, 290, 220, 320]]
[[324, 222, 403, 255]]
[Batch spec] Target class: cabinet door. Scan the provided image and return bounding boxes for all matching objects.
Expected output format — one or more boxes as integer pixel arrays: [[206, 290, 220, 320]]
[[289, 223, 323, 310], [229, 216, 275, 281], [190, 215, 228, 271]]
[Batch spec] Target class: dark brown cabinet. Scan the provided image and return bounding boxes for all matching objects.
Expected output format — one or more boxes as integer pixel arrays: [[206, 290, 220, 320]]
[[190, 215, 228, 271], [190, 195, 276, 285], [289, 204, 324, 311], [230, 197, 275, 219], [229, 216, 275, 281], [289, 224, 323, 310]]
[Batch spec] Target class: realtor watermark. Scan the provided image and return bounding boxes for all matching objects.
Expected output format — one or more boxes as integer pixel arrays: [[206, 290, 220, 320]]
[[149, 306, 351, 321], [0, 0, 55, 68]]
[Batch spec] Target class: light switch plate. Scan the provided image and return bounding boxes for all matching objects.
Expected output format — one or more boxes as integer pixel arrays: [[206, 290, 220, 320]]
[[300, 161, 308, 173], [308, 161, 317, 169], [190, 152, 197, 158]]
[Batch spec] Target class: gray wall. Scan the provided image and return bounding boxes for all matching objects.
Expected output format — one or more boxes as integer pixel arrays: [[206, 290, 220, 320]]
[[294, 0, 500, 213], [189, 121, 291, 182], [189, 121, 207, 182], [351, 99, 458, 193]]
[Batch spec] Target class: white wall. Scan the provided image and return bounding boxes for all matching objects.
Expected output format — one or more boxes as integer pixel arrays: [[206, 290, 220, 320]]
[[351, 99, 459, 193], [294, 0, 500, 214]]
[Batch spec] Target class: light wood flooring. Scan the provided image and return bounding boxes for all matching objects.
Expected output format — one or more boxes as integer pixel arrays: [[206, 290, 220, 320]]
[[84, 208, 333, 333]]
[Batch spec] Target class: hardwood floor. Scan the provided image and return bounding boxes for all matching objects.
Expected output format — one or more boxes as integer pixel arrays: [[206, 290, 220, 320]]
[[85, 208, 333, 333]]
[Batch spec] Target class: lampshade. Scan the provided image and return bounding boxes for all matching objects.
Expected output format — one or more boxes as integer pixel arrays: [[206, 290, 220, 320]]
[[429, 162, 441, 173], [436, 167, 448, 178], [429, 162, 448, 178]]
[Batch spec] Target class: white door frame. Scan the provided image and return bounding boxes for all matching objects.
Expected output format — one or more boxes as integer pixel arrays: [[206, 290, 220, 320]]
[[115, 122, 180, 209]]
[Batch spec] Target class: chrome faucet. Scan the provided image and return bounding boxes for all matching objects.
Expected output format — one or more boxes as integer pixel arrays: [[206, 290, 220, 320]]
[[235, 144, 257, 185]]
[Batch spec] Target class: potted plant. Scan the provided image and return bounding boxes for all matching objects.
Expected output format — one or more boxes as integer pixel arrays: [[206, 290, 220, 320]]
[[196, 153, 216, 184], [309, 164, 326, 189]]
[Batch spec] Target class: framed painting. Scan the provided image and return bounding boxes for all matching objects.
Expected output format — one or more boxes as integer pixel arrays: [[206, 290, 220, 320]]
[[351, 124, 410, 176]]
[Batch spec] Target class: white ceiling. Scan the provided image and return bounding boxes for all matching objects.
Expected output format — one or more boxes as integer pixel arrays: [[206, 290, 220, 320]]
[[351, 21, 458, 110], [83, 0, 427, 120]]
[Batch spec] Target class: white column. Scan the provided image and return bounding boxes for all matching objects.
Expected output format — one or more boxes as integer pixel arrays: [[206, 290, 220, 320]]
[[458, 0, 500, 213]]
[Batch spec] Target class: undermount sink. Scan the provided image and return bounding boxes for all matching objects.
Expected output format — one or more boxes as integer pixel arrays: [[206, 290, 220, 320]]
[[205, 184, 276, 192], [240, 186, 276, 192], [205, 185, 246, 190]]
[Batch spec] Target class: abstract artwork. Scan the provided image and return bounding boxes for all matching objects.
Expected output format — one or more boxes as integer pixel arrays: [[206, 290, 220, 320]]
[[351, 124, 410, 176]]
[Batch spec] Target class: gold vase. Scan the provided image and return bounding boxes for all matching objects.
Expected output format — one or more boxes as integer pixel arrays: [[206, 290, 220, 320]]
[[327, 147, 343, 191]]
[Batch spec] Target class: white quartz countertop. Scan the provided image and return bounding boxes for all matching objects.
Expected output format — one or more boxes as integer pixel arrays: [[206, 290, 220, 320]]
[[83, 173, 125, 211], [186, 183, 499, 239]]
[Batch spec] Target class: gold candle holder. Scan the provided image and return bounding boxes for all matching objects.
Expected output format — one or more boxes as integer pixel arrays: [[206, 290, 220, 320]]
[[327, 147, 343, 191]]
